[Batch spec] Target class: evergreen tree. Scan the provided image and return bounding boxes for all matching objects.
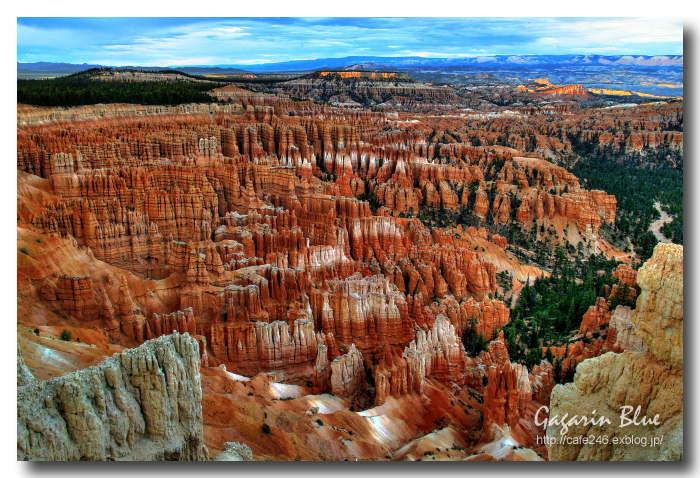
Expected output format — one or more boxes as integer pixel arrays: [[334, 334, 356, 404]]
[[545, 347, 554, 363], [553, 359, 563, 383], [476, 332, 488, 354]]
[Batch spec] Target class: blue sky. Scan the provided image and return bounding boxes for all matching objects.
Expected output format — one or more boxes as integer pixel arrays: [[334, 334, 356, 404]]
[[17, 18, 683, 67]]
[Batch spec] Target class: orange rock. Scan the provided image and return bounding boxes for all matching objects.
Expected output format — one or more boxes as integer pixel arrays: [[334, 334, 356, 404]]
[[579, 297, 612, 334]]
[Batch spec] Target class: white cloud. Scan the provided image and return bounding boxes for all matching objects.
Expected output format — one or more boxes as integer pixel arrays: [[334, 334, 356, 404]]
[[215, 27, 247, 33]]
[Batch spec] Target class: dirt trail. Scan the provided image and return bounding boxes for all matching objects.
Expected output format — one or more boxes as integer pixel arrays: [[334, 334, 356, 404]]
[[650, 201, 673, 244]]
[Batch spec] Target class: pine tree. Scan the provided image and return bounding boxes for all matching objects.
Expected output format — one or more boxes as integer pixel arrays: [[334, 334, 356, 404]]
[[567, 296, 577, 324], [545, 347, 554, 363], [477, 332, 488, 354], [553, 359, 563, 383]]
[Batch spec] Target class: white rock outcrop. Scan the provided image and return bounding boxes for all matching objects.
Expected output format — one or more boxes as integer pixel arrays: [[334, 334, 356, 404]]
[[17, 332, 209, 461]]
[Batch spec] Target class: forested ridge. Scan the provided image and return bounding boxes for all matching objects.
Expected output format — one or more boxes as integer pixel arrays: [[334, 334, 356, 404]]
[[18, 68, 225, 107]]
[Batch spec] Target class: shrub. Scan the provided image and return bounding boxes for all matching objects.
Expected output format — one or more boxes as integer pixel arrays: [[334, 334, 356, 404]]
[[61, 329, 72, 341], [316, 419, 324, 426], [349, 406, 355, 412], [262, 423, 271, 434], [34, 328, 40, 336], [20, 246, 29, 255]]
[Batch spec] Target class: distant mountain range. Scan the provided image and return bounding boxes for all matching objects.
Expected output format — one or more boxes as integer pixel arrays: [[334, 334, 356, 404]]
[[18, 55, 683, 78], [239, 55, 684, 72]]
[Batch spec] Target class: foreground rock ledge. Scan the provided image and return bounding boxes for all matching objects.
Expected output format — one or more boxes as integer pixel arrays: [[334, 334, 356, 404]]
[[547, 243, 683, 461], [17, 332, 209, 461]]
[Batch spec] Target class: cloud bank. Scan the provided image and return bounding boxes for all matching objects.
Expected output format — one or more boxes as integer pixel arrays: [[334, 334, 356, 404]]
[[17, 17, 683, 67]]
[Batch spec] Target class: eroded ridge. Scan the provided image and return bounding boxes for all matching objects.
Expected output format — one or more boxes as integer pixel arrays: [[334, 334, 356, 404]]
[[17, 332, 208, 461]]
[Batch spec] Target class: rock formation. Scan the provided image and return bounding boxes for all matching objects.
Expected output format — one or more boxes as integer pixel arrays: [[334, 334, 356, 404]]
[[214, 442, 255, 461], [17, 344, 37, 387], [274, 71, 457, 107], [633, 244, 683, 369], [606, 306, 646, 353], [547, 244, 683, 461], [330, 344, 367, 405], [579, 297, 612, 334], [17, 332, 209, 461]]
